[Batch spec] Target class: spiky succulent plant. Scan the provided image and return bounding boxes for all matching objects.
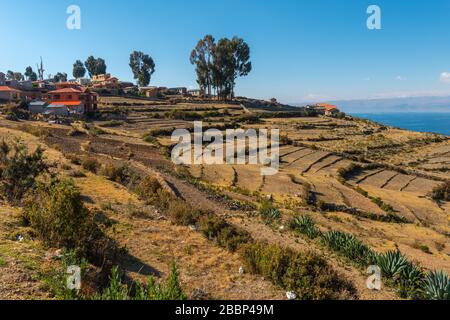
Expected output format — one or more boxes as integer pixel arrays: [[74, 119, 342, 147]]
[[424, 270, 450, 300], [292, 215, 320, 239], [376, 250, 409, 278]]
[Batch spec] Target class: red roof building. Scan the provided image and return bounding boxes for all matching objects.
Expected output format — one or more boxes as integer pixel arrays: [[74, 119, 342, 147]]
[[0, 86, 23, 101], [46, 84, 98, 113]]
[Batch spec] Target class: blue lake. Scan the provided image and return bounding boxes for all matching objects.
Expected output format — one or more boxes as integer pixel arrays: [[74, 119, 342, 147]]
[[351, 113, 450, 136]]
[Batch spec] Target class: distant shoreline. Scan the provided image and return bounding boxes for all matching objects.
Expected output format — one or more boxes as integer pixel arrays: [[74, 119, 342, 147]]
[[350, 112, 450, 136]]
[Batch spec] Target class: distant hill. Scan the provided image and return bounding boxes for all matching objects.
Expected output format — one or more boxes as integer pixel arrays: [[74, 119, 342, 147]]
[[294, 96, 450, 113]]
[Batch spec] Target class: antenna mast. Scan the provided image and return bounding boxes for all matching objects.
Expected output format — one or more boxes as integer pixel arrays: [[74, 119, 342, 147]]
[[37, 57, 45, 81]]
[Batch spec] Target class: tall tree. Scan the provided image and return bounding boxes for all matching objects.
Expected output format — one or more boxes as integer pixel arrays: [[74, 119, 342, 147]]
[[25, 66, 34, 80], [95, 58, 107, 75], [190, 35, 215, 96], [228, 37, 252, 99], [84, 56, 97, 78], [29, 72, 38, 81], [6, 71, 14, 80], [73, 60, 86, 78], [129, 51, 155, 87], [84, 56, 107, 77]]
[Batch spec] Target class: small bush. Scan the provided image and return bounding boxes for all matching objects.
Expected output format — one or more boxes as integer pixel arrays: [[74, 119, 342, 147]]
[[136, 176, 173, 208], [23, 179, 99, 253], [241, 242, 356, 300], [99, 262, 187, 300], [166, 200, 201, 226], [81, 157, 100, 173], [0, 140, 47, 203], [259, 200, 281, 223], [337, 163, 362, 180], [100, 163, 137, 186], [198, 214, 251, 252], [430, 181, 450, 202]]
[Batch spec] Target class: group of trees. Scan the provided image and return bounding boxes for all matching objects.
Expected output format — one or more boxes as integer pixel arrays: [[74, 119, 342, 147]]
[[190, 35, 252, 100], [7, 35, 251, 100], [69, 56, 107, 79], [6, 70, 25, 81]]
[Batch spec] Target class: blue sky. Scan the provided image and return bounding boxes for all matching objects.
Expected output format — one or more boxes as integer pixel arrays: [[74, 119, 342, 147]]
[[1, 0, 450, 103]]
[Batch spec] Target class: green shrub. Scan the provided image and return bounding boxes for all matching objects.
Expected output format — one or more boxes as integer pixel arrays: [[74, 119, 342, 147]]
[[166, 200, 201, 226], [337, 163, 362, 180], [241, 242, 356, 300], [259, 200, 281, 223], [136, 176, 173, 209], [0, 140, 47, 203], [81, 157, 100, 173], [23, 179, 99, 253], [291, 215, 320, 239], [199, 214, 251, 252], [100, 163, 137, 186], [424, 270, 450, 300], [99, 262, 187, 300], [430, 181, 450, 202], [321, 231, 376, 266]]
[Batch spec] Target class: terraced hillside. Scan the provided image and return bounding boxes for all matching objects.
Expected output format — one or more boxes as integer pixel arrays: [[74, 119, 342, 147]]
[[0, 96, 448, 300]]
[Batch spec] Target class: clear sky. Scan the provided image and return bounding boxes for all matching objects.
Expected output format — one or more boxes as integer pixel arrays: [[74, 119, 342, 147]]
[[1, 0, 450, 103]]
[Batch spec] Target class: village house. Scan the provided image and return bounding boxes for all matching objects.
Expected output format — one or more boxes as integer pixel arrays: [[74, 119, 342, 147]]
[[139, 86, 159, 98], [0, 86, 22, 101], [28, 100, 48, 114], [188, 89, 203, 97], [91, 73, 120, 89], [309, 103, 340, 116], [75, 78, 91, 86], [167, 87, 187, 95], [45, 82, 98, 115]]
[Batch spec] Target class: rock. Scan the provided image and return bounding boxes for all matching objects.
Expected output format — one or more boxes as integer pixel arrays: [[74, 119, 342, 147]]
[[286, 291, 297, 300]]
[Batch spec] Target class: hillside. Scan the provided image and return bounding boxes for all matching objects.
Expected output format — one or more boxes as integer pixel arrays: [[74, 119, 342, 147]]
[[0, 96, 448, 300]]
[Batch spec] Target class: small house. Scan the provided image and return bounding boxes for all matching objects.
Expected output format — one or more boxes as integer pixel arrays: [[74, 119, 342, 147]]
[[0, 86, 23, 101], [29, 101, 48, 114]]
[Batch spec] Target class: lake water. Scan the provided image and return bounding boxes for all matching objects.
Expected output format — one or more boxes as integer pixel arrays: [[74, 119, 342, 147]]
[[351, 113, 450, 136]]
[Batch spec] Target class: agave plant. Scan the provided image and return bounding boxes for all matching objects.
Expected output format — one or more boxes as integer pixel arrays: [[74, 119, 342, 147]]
[[376, 250, 409, 278], [292, 215, 320, 239], [321, 230, 375, 267], [396, 262, 425, 299], [260, 207, 281, 222], [424, 270, 450, 300]]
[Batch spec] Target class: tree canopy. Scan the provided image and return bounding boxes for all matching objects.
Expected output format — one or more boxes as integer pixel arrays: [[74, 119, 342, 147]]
[[129, 51, 155, 87], [190, 35, 252, 100], [53, 72, 68, 83], [73, 60, 86, 79], [24, 66, 37, 81], [84, 56, 107, 78]]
